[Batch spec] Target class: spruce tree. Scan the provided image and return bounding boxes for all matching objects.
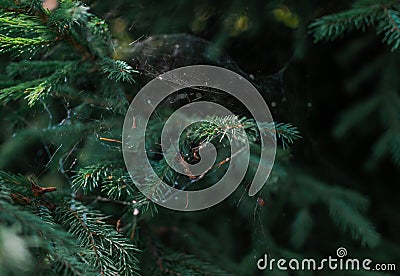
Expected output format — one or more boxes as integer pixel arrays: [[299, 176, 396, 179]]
[[0, 0, 398, 275]]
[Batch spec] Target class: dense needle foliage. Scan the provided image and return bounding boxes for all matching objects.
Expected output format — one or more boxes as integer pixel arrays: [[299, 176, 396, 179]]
[[0, 0, 399, 275]]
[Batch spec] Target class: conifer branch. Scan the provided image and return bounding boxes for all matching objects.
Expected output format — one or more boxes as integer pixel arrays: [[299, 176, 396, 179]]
[[55, 201, 141, 275], [310, 0, 400, 50]]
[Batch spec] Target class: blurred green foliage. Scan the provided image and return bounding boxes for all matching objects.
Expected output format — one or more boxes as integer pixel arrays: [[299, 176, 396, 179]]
[[0, 0, 399, 275]]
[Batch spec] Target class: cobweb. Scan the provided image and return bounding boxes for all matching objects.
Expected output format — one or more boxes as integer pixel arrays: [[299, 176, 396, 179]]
[[125, 33, 286, 98], [123, 33, 288, 271]]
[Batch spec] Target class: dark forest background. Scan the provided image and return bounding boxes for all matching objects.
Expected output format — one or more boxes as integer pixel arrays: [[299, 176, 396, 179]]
[[0, 0, 399, 275]]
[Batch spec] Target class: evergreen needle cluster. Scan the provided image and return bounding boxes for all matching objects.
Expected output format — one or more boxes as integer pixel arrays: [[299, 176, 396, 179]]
[[0, 0, 391, 275]]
